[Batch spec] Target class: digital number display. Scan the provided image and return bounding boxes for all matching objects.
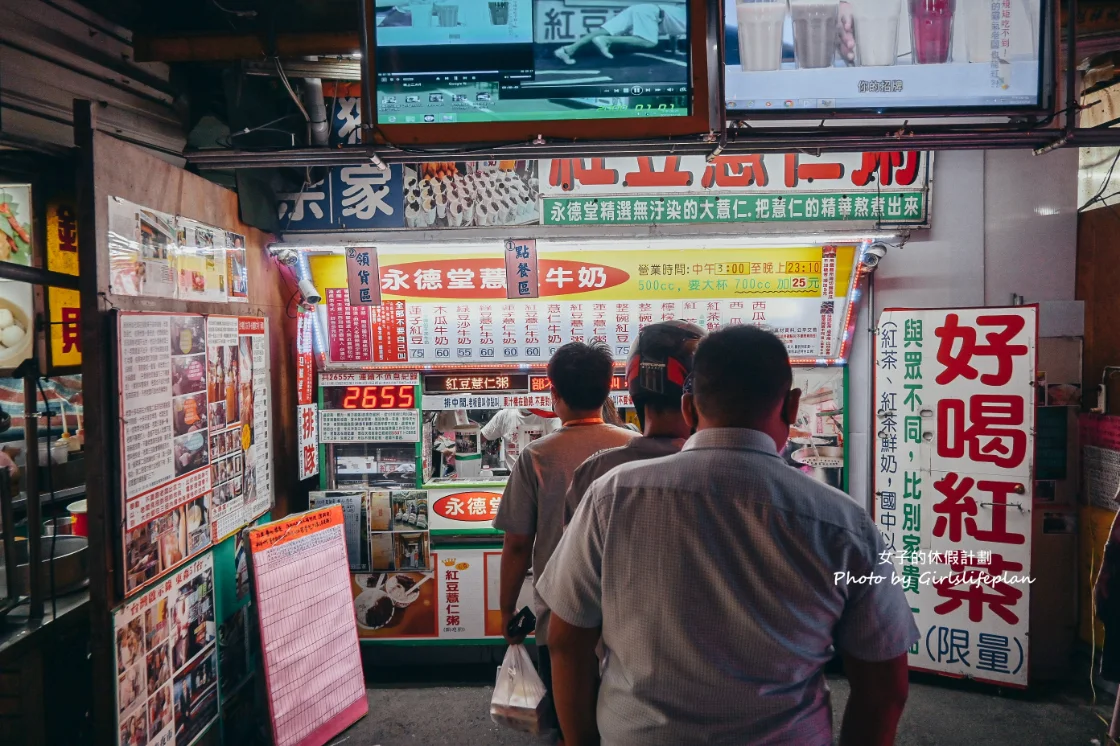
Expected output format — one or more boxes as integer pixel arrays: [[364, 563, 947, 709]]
[[324, 385, 416, 410]]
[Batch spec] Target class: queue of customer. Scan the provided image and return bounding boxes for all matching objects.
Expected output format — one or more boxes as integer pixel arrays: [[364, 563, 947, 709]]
[[495, 323, 919, 746]]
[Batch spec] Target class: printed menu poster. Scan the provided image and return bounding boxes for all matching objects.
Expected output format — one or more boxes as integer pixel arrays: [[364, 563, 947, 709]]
[[118, 312, 272, 597], [249, 506, 367, 746], [114, 552, 219, 746]]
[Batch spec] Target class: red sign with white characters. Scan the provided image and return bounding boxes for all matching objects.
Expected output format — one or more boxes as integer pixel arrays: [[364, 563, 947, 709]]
[[431, 491, 501, 523], [875, 306, 1036, 688]]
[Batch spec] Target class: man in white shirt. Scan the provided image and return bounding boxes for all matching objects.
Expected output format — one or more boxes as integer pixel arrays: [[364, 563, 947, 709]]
[[555, 4, 686, 64], [482, 408, 561, 472], [539, 325, 917, 746]]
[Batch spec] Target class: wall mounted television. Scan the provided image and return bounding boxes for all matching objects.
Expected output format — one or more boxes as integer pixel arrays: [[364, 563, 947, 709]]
[[366, 0, 715, 144], [723, 0, 1053, 117]]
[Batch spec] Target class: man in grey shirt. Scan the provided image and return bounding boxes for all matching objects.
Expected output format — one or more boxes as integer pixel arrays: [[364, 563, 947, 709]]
[[494, 341, 637, 726], [538, 325, 918, 746], [564, 320, 704, 525]]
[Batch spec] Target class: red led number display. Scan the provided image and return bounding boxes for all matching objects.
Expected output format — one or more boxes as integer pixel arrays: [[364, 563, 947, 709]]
[[338, 385, 415, 410]]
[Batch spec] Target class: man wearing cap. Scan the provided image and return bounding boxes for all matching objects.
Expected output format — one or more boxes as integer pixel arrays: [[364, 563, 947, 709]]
[[538, 325, 916, 746], [563, 320, 704, 525]]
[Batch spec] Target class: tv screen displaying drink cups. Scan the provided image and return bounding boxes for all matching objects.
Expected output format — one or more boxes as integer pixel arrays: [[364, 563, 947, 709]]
[[724, 0, 1048, 114], [374, 0, 694, 125]]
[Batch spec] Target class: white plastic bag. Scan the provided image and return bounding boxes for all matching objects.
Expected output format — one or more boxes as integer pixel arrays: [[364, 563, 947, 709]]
[[490, 644, 550, 735]]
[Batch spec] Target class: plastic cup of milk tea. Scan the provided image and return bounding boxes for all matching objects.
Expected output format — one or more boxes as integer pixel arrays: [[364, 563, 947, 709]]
[[789, 0, 841, 69], [736, 0, 787, 72], [909, 0, 956, 64], [853, 0, 902, 66]]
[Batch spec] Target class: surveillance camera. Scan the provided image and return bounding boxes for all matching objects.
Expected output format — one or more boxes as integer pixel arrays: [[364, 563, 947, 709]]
[[298, 279, 322, 306], [274, 247, 299, 267], [862, 242, 888, 268]]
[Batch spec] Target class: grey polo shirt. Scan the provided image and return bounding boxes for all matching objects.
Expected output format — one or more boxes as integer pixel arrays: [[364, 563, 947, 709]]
[[563, 436, 684, 525], [537, 428, 919, 746], [493, 422, 638, 644]]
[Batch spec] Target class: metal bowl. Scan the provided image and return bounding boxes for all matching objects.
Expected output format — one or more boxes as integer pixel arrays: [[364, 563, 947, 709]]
[[0, 535, 89, 597]]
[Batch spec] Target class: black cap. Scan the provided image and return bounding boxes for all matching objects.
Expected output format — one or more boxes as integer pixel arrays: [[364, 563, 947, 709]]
[[625, 320, 705, 403]]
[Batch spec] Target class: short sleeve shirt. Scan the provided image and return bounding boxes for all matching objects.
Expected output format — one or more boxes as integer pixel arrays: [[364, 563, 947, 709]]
[[563, 436, 684, 524], [536, 428, 919, 746], [492, 422, 637, 643], [481, 409, 561, 471]]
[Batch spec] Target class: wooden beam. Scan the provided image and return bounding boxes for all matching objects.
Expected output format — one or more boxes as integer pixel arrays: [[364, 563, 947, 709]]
[[133, 32, 361, 62]]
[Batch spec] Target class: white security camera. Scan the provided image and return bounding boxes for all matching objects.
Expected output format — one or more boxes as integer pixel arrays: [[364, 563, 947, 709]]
[[862, 242, 888, 269], [298, 279, 322, 306]]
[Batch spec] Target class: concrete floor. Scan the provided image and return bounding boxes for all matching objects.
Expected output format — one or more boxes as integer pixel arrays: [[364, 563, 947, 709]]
[[334, 663, 1114, 746]]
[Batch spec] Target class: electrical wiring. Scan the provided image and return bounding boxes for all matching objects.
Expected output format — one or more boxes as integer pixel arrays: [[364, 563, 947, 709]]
[[1079, 149, 1120, 213]]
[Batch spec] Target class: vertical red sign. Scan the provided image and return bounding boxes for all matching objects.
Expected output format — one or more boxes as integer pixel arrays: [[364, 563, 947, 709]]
[[327, 288, 372, 363], [346, 247, 382, 306], [297, 310, 315, 405], [370, 300, 409, 363]]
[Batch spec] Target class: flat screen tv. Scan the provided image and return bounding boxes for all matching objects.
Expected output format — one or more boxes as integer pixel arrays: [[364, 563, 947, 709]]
[[367, 0, 714, 144], [723, 0, 1052, 116]]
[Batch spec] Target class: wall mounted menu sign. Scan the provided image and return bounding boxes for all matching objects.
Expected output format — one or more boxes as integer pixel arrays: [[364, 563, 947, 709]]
[[114, 552, 218, 746], [249, 506, 368, 746], [117, 312, 273, 598]]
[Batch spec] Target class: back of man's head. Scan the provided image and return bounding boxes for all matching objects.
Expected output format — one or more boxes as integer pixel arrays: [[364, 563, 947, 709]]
[[692, 325, 792, 427], [626, 320, 705, 428], [548, 341, 615, 412]]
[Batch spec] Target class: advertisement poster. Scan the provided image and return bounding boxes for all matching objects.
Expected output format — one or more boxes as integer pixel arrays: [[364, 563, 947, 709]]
[[402, 161, 539, 228], [541, 154, 931, 227], [108, 197, 250, 301], [249, 506, 368, 746], [209, 316, 272, 542], [175, 218, 229, 303], [114, 552, 219, 746], [351, 546, 533, 642], [783, 367, 846, 492], [875, 307, 1036, 687], [118, 313, 272, 597], [109, 197, 177, 299], [0, 184, 33, 265], [309, 241, 860, 365], [213, 516, 268, 745]]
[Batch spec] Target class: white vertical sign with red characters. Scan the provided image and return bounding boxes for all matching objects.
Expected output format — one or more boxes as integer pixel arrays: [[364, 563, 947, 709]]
[[297, 310, 319, 481], [875, 306, 1036, 687]]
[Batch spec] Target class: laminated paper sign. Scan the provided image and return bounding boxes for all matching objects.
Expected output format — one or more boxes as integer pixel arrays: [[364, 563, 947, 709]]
[[874, 306, 1036, 687], [249, 506, 367, 746], [114, 552, 219, 746], [117, 312, 273, 597], [346, 246, 381, 306]]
